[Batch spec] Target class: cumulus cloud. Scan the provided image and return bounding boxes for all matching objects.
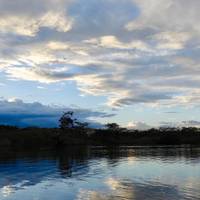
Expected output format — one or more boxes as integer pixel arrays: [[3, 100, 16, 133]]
[[1, 0, 200, 108], [0, 98, 113, 127], [127, 121, 152, 130]]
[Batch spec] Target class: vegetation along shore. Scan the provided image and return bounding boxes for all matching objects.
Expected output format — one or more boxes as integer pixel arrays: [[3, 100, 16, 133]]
[[0, 112, 200, 149]]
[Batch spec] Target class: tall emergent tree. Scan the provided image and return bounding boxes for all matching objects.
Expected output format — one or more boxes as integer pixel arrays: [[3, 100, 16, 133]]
[[59, 111, 89, 130], [59, 111, 76, 129]]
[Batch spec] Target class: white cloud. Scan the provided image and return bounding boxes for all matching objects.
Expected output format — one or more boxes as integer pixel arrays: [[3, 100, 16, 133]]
[[85, 35, 149, 51], [127, 121, 152, 130], [6, 67, 76, 83], [47, 41, 70, 50], [37, 86, 46, 89]]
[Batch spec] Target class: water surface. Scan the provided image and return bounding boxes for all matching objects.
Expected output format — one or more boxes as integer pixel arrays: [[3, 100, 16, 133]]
[[0, 146, 200, 200]]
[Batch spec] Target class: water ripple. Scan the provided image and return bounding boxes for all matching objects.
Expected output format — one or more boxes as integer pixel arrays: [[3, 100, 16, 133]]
[[0, 146, 199, 200]]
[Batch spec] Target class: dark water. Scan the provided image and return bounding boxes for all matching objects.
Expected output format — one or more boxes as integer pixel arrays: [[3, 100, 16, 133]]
[[0, 146, 200, 200]]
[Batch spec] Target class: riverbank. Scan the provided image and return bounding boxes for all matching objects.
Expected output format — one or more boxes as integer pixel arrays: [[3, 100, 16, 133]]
[[0, 125, 200, 149]]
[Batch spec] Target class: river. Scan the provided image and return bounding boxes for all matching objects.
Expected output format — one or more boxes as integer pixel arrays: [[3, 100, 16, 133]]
[[0, 146, 199, 200]]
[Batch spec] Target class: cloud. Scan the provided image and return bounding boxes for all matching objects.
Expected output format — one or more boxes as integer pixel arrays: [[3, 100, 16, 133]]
[[127, 121, 152, 130], [127, 120, 200, 130], [84, 35, 148, 50], [0, 98, 113, 127], [128, 0, 200, 34], [1, 0, 200, 108], [0, 0, 73, 36], [160, 120, 200, 128]]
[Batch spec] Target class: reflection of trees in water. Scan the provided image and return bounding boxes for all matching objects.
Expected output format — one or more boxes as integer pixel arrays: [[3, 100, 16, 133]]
[[0, 146, 199, 193], [56, 146, 128, 178], [0, 147, 91, 188], [127, 146, 200, 162], [0, 145, 200, 164], [57, 146, 90, 177], [88, 146, 200, 164]]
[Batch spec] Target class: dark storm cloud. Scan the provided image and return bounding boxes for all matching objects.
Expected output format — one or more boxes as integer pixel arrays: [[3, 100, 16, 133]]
[[0, 99, 114, 127]]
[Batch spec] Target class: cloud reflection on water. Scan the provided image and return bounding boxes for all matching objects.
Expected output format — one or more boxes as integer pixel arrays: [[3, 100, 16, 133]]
[[0, 146, 200, 200]]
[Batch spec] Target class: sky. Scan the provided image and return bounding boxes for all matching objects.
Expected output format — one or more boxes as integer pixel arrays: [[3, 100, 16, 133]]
[[1, 0, 200, 129]]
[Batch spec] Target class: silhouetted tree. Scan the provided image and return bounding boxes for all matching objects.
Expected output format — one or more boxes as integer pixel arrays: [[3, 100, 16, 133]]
[[105, 123, 120, 130], [59, 111, 76, 129]]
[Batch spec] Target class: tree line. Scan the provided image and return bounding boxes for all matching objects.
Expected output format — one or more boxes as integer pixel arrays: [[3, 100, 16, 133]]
[[0, 111, 199, 149]]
